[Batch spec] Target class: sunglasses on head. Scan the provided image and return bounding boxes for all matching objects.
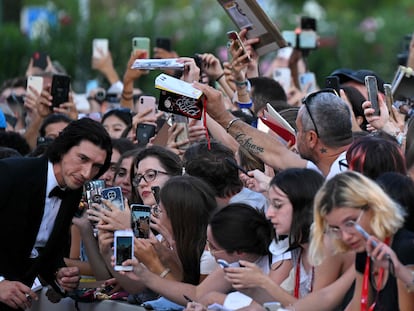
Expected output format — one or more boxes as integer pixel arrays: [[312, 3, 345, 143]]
[[301, 88, 339, 137]]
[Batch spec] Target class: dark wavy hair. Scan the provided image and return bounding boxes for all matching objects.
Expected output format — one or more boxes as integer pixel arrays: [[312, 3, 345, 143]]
[[45, 118, 112, 178], [210, 203, 274, 256], [160, 175, 217, 284], [270, 168, 324, 249], [183, 140, 243, 198]]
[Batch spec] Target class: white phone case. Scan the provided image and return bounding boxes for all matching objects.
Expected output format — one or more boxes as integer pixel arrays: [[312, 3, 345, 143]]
[[26, 76, 44, 98], [114, 230, 134, 271], [92, 38, 109, 58]]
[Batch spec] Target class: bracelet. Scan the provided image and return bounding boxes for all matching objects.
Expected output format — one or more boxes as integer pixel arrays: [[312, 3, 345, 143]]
[[226, 117, 241, 133], [215, 73, 225, 82], [234, 80, 248, 87], [159, 268, 171, 278]]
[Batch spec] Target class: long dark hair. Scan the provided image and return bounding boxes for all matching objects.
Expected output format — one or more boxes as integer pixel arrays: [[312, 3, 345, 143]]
[[160, 175, 217, 284], [270, 168, 324, 248]]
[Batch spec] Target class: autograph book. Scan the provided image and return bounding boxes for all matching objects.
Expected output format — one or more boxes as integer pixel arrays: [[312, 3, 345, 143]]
[[217, 0, 287, 56]]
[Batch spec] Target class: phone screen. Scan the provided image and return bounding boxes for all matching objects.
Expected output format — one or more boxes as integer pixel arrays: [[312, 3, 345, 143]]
[[131, 204, 151, 238], [115, 235, 133, 266]]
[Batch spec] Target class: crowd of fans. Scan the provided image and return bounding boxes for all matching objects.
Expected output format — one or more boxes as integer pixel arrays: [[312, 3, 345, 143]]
[[1, 18, 414, 311]]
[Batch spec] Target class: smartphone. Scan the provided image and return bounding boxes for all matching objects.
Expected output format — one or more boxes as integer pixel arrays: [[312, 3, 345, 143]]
[[151, 186, 161, 205], [384, 83, 396, 119], [273, 67, 291, 94], [114, 230, 134, 271], [32, 51, 48, 70], [226, 31, 251, 62], [217, 259, 240, 268], [172, 114, 190, 150], [26, 76, 44, 98], [299, 72, 317, 93], [136, 123, 156, 146], [101, 186, 125, 211], [155, 37, 171, 51], [137, 95, 157, 118], [130, 204, 151, 238], [50, 74, 70, 108], [298, 31, 318, 49], [92, 38, 109, 58], [365, 76, 380, 116], [301, 16, 317, 31], [217, 259, 229, 268], [132, 37, 150, 58], [325, 75, 340, 94], [85, 180, 105, 207], [353, 224, 378, 248]]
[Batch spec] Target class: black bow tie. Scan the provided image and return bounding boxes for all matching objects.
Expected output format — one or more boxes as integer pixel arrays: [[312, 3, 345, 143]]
[[48, 186, 67, 199]]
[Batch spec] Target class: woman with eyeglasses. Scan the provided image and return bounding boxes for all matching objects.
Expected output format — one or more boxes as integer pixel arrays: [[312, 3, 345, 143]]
[[309, 171, 414, 311], [131, 145, 182, 206]]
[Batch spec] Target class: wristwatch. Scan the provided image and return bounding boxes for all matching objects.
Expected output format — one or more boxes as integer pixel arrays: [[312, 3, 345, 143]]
[[0, 276, 5, 282]]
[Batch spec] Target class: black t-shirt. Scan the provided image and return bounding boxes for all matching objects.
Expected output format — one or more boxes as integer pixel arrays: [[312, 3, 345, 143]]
[[355, 228, 414, 310]]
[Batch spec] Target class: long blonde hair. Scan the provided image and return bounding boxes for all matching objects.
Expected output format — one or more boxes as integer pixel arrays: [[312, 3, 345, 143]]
[[309, 171, 405, 266]]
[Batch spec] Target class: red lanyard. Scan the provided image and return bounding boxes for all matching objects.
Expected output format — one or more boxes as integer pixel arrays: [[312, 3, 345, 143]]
[[360, 237, 390, 311], [202, 97, 211, 150], [294, 249, 314, 298]]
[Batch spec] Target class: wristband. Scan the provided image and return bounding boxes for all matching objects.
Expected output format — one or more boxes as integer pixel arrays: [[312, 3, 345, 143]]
[[159, 268, 171, 278], [235, 80, 248, 87], [226, 118, 241, 133]]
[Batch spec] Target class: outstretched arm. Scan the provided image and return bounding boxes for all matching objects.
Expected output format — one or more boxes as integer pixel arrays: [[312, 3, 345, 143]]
[[193, 82, 306, 171]]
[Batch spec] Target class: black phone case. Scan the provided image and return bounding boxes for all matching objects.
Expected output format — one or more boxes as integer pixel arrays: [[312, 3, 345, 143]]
[[51, 75, 70, 108], [32, 51, 48, 70], [136, 123, 156, 145], [325, 76, 340, 94]]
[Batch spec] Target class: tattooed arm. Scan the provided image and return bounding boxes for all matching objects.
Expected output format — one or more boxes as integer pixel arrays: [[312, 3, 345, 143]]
[[194, 82, 307, 171]]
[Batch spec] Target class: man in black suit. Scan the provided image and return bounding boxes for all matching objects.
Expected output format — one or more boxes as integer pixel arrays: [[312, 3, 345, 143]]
[[0, 117, 112, 310]]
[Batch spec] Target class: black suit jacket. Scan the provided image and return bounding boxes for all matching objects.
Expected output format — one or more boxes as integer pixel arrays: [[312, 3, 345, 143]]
[[0, 156, 82, 289]]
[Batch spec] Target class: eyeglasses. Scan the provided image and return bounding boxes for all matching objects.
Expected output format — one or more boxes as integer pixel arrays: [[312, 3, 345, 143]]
[[206, 240, 226, 256], [301, 88, 339, 137], [326, 209, 364, 239], [132, 169, 168, 186]]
